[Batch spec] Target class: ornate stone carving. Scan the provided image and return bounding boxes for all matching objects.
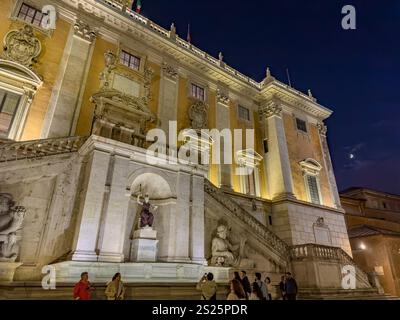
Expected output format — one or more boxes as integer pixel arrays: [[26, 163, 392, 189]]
[[100, 50, 117, 89], [317, 122, 328, 136], [162, 63, 178, 80], [217, 90, 230, 105], [0, 194, 26, 262], [73, 20, 97, 42], [211, 225, 241, 267], [143, 66, 154, 105], [188, 100, 208, 130], [315, 217, 327, 228], [259, 101, 283, 119], [2, 25, 41, 68]]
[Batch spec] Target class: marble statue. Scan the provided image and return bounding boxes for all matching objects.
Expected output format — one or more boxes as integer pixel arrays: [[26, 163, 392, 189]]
[[137, 193, 158, 229], [0, 194, 26, 262], [211, 225, 246, 267]]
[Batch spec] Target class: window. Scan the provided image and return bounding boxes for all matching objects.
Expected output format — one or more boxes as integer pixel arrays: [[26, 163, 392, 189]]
[[268, 216, 273, 226], [238, 105, 250, 121], [383, 202, 387, 209], [263, 139, 269, 154], [296, 118, 308, 133], [306, 175, 321, 205], [0, 89, 21, 136], [120, 50, 141, 71], [190, 83, 205, 101], [17, 3, 46, 27]]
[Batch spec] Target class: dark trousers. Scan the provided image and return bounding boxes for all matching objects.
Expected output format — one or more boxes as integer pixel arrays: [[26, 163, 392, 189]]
[[286, 294, 297, 300]]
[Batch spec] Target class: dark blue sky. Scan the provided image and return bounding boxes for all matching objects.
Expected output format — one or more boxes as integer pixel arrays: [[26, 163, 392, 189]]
[[138, 0, 400, 195]]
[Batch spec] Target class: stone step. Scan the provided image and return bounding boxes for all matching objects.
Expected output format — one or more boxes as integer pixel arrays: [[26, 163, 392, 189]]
[[0, 282, 229, 300]]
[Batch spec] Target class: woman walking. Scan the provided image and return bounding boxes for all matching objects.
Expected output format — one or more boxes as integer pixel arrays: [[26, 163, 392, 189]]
[[227, 279, 246, 300], [105, 273, 125, 300]]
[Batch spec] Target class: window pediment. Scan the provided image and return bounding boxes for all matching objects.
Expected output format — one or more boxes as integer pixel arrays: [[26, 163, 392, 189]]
[[0, 59, 42, 89], [300, 158, 322, 176]]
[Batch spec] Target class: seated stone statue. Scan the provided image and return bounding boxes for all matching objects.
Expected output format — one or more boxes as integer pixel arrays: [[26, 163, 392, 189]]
[[211, 225, 240, 267], [137, 193, 158, 229]]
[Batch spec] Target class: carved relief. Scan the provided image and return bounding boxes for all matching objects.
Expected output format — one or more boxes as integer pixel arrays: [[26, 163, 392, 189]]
[[317, 122, 328, 136], [217, 90, 230, 105], [0, 194, 26, 262], [259, 101, 283, 119], [162, 63, 178, 80], [2, 25, 41, 68], [143, 66, 154, 105], [73, 20, 97, 42], [188, 100, 208, 130]]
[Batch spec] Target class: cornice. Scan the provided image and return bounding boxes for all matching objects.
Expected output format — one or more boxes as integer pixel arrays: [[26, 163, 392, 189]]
[[53, 0, 334, 119]]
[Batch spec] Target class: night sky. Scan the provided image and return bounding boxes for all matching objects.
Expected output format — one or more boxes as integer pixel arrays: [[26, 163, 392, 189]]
[[136, 0, 400, 195]]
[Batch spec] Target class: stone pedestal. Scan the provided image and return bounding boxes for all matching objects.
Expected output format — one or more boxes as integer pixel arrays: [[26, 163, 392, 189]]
[[131, 228, 158, 262], [0, 262, 22, 282]]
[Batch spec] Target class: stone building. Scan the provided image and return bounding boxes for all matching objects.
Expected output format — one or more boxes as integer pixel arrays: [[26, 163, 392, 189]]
[[341, 188, 400, 297], [0, 0, 387, 299]]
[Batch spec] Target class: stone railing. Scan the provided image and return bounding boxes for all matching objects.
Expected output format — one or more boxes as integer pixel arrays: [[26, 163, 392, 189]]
[[204, 179, 291, 260], [96, 0, 262, 90], [0, 136, 88, 163], [290, 243, 372, 288]]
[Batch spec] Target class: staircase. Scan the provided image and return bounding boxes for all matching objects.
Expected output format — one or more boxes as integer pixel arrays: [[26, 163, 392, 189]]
[[204, 180, 397, 300], [204, 179, 290, 268]]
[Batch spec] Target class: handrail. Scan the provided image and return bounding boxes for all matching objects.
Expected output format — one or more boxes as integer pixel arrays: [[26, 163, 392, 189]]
[[204, 179, 290, 260], [0, 136, 88, 163]]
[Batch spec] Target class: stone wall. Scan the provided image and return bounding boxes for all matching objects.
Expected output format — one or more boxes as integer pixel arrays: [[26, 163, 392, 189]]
[[0, 153, 83, 280]]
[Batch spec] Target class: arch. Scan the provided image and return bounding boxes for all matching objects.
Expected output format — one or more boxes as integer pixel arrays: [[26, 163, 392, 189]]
[[0, 59, 42, 88], [128, 168, 175, 199]]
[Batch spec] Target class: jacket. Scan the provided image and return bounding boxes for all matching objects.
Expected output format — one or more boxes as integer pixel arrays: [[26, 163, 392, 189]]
[[285, 278, 298, 295], [105, 280, 125, 300], [196, 279, 217, 300], [73, 280, 92, 300]]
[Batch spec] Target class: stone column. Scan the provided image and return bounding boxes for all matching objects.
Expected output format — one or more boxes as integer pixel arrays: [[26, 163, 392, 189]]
[[190, 174, 207, 265], [41, 20, 96, 138], [216, 91, 232, 190], [169, 171, 191, 262], [158, 63, 179, 138], [317, 123, 341, 209], [260, 101, 295, 199], [71, 149, 111, 262], [98, 155, 131, 262]]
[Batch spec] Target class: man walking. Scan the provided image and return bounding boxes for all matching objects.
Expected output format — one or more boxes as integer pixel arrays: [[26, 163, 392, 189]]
[[285, 272, 298, 300], [255, 272, 268, 300], [240, 271, 251, 299], [73, 272, 94, 300]]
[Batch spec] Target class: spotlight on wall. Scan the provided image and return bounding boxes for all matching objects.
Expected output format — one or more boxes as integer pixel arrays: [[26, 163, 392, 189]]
[[360, 243, 367, 250]]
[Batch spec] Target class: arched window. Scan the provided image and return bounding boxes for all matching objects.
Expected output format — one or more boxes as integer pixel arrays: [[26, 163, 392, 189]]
[[300, 158, 323, 205], [0, 59, 42, 140]]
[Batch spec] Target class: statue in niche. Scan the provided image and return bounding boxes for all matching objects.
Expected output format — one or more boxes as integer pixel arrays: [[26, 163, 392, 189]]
[[0, 194, 26, 262], [137, 193, 158, 229], [211, 225, 246, 267]]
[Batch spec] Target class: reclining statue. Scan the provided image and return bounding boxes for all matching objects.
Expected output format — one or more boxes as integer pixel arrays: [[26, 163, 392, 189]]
[[0, 194, 26, 262]]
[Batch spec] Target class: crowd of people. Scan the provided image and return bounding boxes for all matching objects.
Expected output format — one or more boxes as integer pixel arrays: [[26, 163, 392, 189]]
[[197, 270, 298, 301], [72, 270, 298, 300]]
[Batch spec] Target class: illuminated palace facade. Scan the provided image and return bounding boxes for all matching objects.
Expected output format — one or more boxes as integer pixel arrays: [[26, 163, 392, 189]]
[[0, 0, 387, 299]]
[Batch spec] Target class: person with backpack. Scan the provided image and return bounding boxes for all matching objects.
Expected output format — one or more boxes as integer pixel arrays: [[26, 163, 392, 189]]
[[196, 273, 217, 300], [255, 272, 268, 300]]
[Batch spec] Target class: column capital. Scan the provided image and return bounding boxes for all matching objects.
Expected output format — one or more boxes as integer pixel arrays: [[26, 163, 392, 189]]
[[217, 89, 230, 105], [259, 101, 283, 119], [162, 62, 178, 81], [74, 20, 97, 43]]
